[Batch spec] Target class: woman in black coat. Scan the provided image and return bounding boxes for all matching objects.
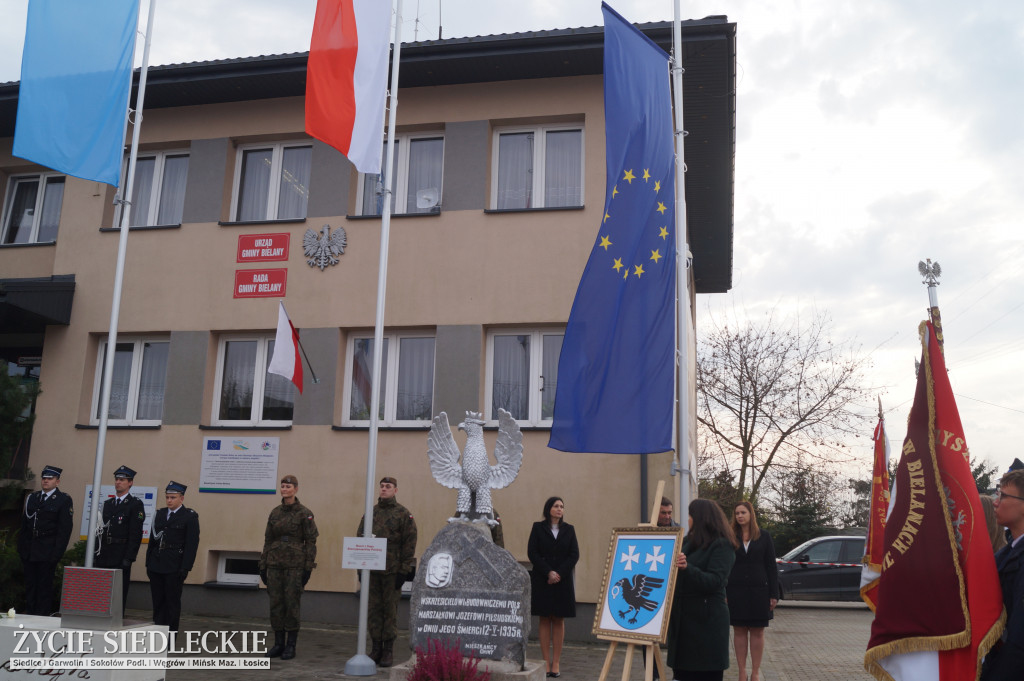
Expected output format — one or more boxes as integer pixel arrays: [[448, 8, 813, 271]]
[[527, 496, 579, 678], [726, 501, 779, 681]]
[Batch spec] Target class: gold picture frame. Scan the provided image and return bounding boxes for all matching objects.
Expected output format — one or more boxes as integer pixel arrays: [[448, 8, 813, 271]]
[[591, 525, 684, 642]]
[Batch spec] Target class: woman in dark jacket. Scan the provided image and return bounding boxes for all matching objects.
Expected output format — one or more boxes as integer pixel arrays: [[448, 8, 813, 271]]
[[527, 496, 579, 678], [668, 499, 738, 681], [726, 501, 778, 681]]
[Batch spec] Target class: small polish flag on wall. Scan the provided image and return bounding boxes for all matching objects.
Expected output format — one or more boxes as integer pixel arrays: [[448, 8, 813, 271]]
[[268, 302, 303, 394], [305, 0, 392, 174]]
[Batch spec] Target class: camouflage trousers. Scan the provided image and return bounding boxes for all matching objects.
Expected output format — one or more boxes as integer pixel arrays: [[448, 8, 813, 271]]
[[267, 567, 305, 631], [368, 572, 400, 640]]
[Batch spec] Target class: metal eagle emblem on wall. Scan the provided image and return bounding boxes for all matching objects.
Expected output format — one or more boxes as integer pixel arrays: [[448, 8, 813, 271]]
[[303, 224, 347, 270]]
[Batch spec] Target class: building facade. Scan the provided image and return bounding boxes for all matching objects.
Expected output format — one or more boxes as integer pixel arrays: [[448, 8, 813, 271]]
[[0, 18, 735, 631]]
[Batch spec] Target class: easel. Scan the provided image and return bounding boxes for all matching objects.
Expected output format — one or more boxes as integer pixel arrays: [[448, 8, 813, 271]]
[[596, 480, 672, 681]]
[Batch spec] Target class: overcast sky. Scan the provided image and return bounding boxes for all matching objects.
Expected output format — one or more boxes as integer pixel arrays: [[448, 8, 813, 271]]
[[2, 0, 1022, 478]]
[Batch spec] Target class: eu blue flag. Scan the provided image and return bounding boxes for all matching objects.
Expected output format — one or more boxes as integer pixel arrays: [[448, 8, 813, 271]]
[[548, 3, 675, 454], [13, 0, 140, 186]]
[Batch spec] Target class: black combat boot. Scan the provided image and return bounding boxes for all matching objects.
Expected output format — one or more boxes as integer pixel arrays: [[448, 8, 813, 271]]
[[370, 639, 383, 663], [281, 631, 298, 660], [266, 630, 285, 658], [380, 639, 394, 667]]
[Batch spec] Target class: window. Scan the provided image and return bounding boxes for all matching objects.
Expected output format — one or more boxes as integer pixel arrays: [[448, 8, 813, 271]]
[[1, 173, 64, 244], [232, 142, 312, 221], [92, 338, 170, 426], [345, 332, 435, 425], [359, 134, 444, 215], [486, 329, 564, 426], [115, 151, 189, 227], [215, 551, 261, 586], [803, 540, 842, 564], [491, 126, 583, 209], [213, 335, 295, 426]]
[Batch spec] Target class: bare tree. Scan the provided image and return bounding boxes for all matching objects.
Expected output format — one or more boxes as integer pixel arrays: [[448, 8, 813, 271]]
[[696, 308, 871, 501]]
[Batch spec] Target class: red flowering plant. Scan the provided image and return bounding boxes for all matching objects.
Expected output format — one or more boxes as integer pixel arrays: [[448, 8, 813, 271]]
[[407, 639, 491, 681]]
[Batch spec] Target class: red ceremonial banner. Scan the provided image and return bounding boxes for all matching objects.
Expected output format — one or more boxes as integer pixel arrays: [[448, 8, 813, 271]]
[[864, 321, 1003, 681]]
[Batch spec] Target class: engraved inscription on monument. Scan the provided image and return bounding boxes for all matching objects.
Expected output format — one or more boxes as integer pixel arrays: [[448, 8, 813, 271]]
[[416, 592, 525, 658]]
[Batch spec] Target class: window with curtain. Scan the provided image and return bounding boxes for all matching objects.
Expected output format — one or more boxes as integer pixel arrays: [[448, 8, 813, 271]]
[[1, 173, 65, 244], [359, 134, 444, 216], [347, 332, 435, 425], [92, 338, 169, 426], [492, 126, 583, 210], [233, 142, 312, 221], [114, 150, 189, 227], [487, 328, 564, 426], [214, 335, 295, 426]]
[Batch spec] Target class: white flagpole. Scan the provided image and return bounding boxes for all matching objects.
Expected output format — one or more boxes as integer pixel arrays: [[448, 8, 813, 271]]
[[671, 0, 693, 520], [346, 0, 404, 675], [85, 0, 156, 568]]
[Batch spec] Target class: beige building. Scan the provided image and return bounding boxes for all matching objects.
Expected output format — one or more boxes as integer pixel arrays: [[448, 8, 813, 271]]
[[0, 18, 735, 634]]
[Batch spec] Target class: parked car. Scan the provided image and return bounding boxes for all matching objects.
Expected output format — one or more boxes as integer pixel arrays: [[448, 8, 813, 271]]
[[776, 535, 865, 602]]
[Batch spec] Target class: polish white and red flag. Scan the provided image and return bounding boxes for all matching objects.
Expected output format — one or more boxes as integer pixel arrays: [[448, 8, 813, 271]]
[[268, 302, 303, 394], [305, 0, 391, 174]]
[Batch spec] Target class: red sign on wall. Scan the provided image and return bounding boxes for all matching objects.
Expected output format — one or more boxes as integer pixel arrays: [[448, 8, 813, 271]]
[[237, 233, 290, 263], [234, 268, 287, 298]]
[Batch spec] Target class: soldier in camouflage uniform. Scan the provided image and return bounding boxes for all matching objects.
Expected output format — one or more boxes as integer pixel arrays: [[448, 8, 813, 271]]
[[260, 475, 317, 661], [357, 476, 417, 667], [18, 464, 74, 615]]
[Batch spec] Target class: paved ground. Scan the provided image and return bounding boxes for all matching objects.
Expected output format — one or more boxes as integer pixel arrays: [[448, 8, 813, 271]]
[[155, 600, 873, 681]]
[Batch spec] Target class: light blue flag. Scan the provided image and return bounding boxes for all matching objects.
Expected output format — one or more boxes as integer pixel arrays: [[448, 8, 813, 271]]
[[13, 0, 140, 186]]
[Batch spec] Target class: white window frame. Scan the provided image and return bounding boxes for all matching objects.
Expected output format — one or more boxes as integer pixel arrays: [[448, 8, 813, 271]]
[[484, 328, 565, 427], [114, 149, 190, 228], [230, 141, 312, 221], [212, 334, 293, 427], [357, 132, 445, 216], [216, 551, 261, 586], [489, 124, 584, 210], [90, 337, 170, 427], [1, 172, 65, 244], [343, 330, 436, 427]]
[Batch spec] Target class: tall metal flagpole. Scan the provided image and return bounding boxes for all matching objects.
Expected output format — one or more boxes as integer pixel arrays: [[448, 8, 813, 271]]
[[671, 0, 693, 521], [346, 0, 404, 675], [85, 0, 157, 568]]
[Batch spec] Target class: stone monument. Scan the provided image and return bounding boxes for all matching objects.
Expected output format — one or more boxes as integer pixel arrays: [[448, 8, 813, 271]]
[[394, 409, 542, 681]]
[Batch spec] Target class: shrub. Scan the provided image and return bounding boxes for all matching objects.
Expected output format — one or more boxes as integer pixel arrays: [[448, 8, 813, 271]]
[[407, 639, 491, 681]]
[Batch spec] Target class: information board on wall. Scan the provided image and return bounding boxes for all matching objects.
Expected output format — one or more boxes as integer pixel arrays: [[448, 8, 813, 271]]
[[199, 436, 279, 493], [237, 233, 290, 263], [79, 485, 158, 541], [342, 537, 388, 571], [234, 268, 287, 298]]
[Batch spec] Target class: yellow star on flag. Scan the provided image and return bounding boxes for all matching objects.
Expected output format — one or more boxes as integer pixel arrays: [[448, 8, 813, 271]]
[[612, 258, 624, 272], [599, 235, 612, 250], [604, 212, 610, 223], [659, 226, 669, 239], [623, 169, 635, 184], [650, 249, 662, 263], [643, 169, 651, 182], [656, 201, 667, 215], [612, 186, 619, 198], [653, 180, 661, 193], [634, 264, 644, 278]]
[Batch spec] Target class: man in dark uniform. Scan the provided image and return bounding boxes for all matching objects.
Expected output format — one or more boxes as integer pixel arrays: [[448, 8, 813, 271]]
[[94, 465, 145, 613], [18, 464, 74, 615], [357, 476, 417, 668], [146, 481, 199, 632]]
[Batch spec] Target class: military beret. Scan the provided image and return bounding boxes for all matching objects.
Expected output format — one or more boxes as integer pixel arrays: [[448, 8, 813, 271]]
[[113, 465, 137, 479], [41, 465, 62, 478], [380, 476, 398, 486], [166, 480, 187, 494]]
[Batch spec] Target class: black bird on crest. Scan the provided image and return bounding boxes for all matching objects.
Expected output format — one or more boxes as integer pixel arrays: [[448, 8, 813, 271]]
[[614, 573, 665, 624]]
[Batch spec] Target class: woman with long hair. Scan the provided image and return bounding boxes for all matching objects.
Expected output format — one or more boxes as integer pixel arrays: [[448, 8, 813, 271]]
[[668, 499, 738, 681], [727, 501, 779, 681], [527, 496, 580, 677]]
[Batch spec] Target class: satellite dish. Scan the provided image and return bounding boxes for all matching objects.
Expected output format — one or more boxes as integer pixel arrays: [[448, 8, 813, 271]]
[[416, 188, 439, 209]]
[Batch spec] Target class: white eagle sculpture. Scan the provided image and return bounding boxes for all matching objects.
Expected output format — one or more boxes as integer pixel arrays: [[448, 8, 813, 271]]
[[303, 224, 347, 270], [427, 409, 523, 525]]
